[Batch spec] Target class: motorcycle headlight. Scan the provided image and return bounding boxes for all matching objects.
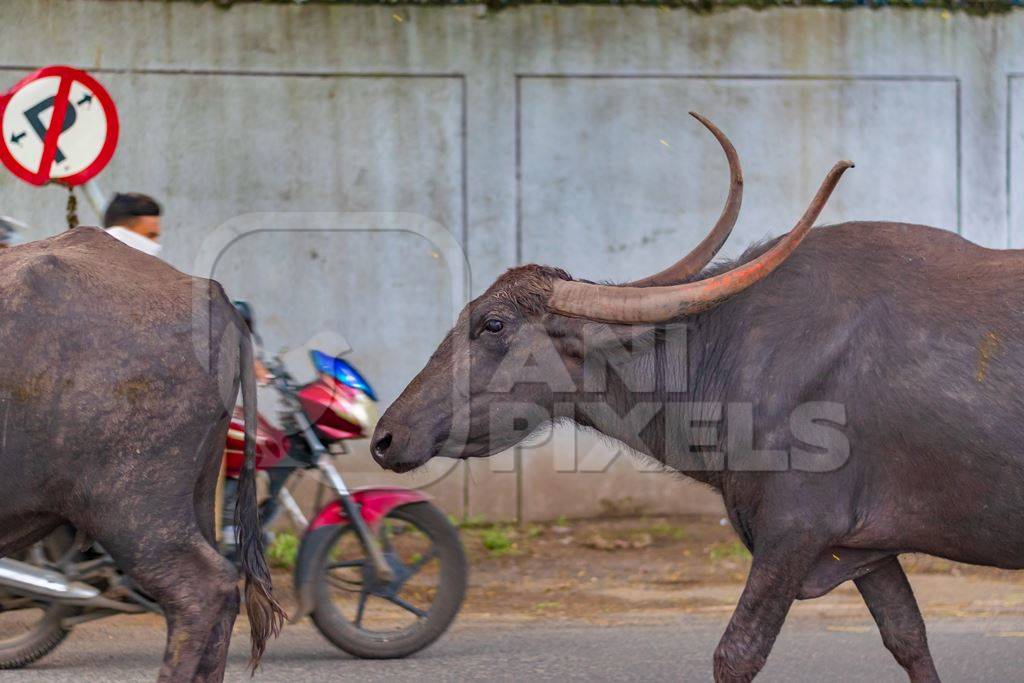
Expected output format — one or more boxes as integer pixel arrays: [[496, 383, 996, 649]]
[[344, 392, 379, 432]]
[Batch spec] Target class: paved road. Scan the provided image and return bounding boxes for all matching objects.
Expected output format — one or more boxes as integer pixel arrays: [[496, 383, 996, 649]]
[[1, 613, 1022, 682]]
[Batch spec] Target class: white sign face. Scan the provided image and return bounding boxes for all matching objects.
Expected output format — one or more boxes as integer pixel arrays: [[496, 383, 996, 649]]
[[0, 66, 118, 186]]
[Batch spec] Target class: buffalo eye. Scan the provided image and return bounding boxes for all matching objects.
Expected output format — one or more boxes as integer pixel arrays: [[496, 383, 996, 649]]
[[484, 319, 504, 334]]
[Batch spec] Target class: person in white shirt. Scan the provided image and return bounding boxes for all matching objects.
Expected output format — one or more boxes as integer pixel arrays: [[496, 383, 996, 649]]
[[103, 192, 163, 257]]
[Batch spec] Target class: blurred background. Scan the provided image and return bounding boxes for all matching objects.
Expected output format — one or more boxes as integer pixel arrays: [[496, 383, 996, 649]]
[[0, 0, 1015, 522]]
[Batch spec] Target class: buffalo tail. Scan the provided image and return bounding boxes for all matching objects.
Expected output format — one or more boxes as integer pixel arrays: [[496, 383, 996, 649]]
[[236, 332, 286, 672]]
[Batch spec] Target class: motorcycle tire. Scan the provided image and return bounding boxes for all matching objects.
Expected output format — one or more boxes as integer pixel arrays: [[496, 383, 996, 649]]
[[0, 526, 81, 668], [305, 501, 467, 659], [0, 601, 72, 669]]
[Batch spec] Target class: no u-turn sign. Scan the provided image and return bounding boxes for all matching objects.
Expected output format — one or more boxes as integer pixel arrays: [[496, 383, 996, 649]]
[[0, 65, 118, 186]]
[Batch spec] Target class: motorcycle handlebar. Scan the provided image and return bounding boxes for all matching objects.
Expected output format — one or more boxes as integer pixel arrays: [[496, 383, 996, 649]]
[[259, 356, 298, 396]]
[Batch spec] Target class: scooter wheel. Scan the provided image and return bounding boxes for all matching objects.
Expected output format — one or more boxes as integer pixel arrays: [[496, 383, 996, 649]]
[[304, 501, 467, 658]]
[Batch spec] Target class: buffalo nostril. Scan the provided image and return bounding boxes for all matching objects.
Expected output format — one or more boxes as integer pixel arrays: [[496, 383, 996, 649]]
[[373, 431, 393, 459]]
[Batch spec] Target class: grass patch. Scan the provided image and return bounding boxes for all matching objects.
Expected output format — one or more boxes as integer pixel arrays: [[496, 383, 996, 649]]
[[267, 531, 300, 569], [648, 520, 688, 541], [449, 513, 508, 529], [480, 527, 516, 556], [707, 540, 751, 562], [459, 514, 493, 529], [532, 601, 562, 611]]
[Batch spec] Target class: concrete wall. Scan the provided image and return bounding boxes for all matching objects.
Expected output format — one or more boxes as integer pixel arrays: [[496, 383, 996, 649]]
[[0, 0, 1019, 521]]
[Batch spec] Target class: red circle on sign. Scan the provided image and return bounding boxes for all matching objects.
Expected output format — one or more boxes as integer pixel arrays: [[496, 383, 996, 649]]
[[0, 65, 119, 187]]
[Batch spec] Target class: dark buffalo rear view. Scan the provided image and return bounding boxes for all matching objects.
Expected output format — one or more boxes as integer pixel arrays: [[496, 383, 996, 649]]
[[372, 115, 1024, 682], [0, 228, 283, 681]]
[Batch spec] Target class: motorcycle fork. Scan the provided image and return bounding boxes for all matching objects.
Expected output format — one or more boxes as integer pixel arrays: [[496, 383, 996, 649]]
[[296, 410, 394, 582], [316, 458, 395, 583]]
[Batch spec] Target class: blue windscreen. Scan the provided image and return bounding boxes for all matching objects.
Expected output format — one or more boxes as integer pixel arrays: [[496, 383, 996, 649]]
[[310, 350, 378, 401]]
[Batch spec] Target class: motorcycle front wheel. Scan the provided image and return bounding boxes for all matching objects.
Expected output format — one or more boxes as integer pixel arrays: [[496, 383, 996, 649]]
[[302, 501, 467, 659]]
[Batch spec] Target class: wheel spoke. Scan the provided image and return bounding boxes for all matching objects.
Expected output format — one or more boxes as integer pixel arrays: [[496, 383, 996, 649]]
[[328, 559, 364, 570], [406, 546, 438, 576], [385, 594, 427, 618], [0, 596, 35, 610], [326, 574, 362, 592], [354, 590, 369, 628]]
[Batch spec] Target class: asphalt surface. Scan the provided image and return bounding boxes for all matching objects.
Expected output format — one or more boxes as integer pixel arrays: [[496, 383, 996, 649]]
[[2, 613, 1023, 682]]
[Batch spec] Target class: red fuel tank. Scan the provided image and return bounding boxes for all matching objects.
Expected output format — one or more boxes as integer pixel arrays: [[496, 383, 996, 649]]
[[297, 375, 378, 442], [225, 407, 290, 476]]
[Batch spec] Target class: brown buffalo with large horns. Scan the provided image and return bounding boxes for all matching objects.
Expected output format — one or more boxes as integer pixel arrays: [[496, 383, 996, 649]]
[[372, 113, 1024, 682]]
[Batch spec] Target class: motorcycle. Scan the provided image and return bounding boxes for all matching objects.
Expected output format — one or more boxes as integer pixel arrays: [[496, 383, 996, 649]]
[[0, 306, 467, 668]]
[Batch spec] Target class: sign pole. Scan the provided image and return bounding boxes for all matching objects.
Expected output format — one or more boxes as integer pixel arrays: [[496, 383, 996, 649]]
[[82, 179, 107, 221]]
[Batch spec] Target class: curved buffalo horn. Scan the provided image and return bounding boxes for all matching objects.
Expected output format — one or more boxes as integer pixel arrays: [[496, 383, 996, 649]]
[[626, 112, 743, 287], [548, 160, 854, 324]]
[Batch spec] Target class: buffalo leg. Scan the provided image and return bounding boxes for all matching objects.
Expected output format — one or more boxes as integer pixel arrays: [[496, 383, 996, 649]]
[[191, 562, 240, 683], [92, 522, 238, 682], [193, 419, 242, 683], [714, 534, 823, 682], [855, 557, 940, 682], [153, 540, 239, 683]]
